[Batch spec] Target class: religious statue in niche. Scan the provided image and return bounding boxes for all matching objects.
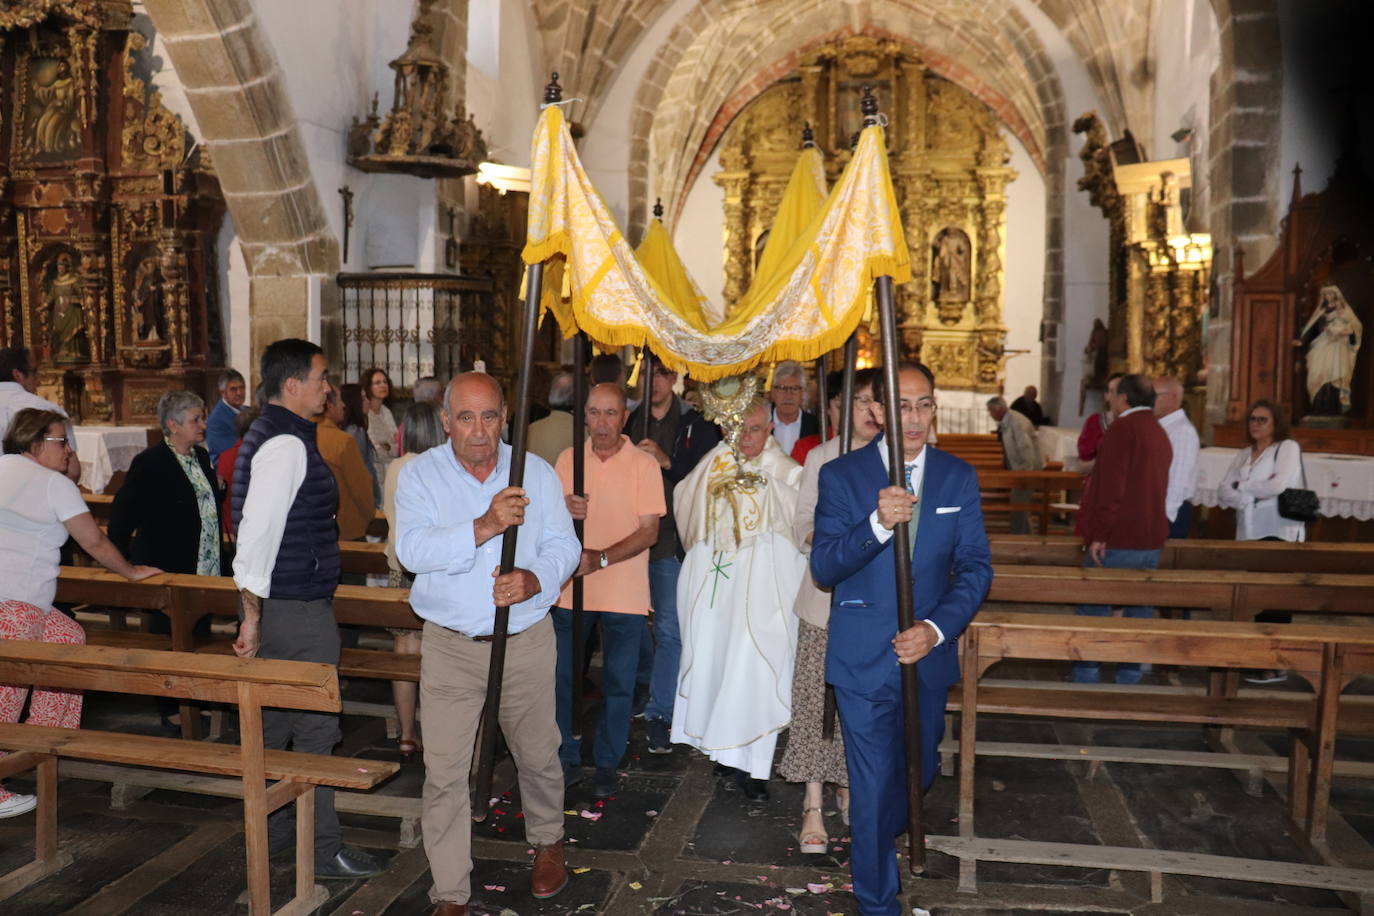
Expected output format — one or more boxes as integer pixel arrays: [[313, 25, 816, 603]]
[[130, 255, 166, 344], [932, 227, 971, 302], [1296, 284, 1363, 415], [44, 251, 87, 363], [27, 58, 81, 157]]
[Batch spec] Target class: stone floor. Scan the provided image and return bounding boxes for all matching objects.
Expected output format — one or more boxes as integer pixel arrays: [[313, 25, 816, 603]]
[[1, 658, 1372, 915]]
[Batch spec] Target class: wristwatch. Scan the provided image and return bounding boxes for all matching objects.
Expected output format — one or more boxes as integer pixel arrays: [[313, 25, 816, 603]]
[[598, 550, 609, 569]]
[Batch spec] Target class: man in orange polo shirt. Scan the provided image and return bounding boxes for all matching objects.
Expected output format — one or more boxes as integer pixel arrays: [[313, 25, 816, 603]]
[[554, 383, 665, 797]]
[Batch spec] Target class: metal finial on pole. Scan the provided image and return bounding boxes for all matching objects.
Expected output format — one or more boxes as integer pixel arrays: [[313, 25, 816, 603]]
[[801, 122, 816, 149], [653, 198, 664, 220], [860, 85, 879, 126], [544, 72, 563, 104]]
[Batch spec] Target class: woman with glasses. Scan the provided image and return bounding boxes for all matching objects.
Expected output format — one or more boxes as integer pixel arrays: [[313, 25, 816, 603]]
[[0, 408, 160, 816], [1217, 399, 1305, 683], [109, 391, 225, 730]]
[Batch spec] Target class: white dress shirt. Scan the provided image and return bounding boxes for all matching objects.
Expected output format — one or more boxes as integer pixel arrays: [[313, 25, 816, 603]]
[[1158, 408, 1200, 522], [864, 440, 943, 645], [231, 435, 307, 598], [772, 407, 803, 456]]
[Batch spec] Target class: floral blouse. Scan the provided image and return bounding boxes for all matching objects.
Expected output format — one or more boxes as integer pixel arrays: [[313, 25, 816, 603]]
[[170, 440, 221, 576]]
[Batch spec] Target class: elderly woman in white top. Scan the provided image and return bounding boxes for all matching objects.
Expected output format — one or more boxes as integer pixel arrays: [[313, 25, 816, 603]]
[[0, 408, 160, 817], [1217, 398, 1305, 683]]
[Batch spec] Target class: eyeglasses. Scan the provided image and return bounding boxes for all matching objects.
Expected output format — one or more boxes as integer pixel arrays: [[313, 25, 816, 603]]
[[772, 385, 803, 394], [854, 395, 875, 408], [898, 401, 937, 417], [43, 436, 69, 446], [1247, 415, 1271, 424]]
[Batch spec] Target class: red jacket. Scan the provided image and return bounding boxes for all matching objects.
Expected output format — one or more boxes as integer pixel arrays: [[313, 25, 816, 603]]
[[1079, 408, 1172, 550]]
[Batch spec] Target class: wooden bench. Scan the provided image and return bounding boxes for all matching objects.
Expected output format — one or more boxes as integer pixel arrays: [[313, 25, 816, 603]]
[[942, 612, 1374, 902], [83, 493, 390, 540], [977, 469, 1083, 534], [938, 433, 1007, 471], [0, 641, 398, 916], [56, 568, 422, 736], [991, 533, 1374, 575]]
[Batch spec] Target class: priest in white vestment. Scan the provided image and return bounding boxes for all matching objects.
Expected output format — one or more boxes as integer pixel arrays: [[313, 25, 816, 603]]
[[672, 399, 806, 796]]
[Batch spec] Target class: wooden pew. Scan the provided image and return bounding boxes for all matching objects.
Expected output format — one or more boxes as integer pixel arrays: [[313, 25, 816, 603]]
[[977, 469, 1083, 535], [938, 433, 1006, 471], [987, 564, 1374, 623], [940, 612, 1374, 901], [0, 641, 398, 916], [991, 533, 1374, 575]]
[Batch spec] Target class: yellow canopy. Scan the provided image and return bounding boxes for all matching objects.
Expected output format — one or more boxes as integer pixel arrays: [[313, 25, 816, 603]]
[[522, 105, 909, 380], [634, 217, 720, 330], [748, 145, 828, 303]]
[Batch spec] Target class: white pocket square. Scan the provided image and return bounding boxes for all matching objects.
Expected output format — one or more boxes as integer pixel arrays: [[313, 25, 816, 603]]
[[935, 506, 961, 514]]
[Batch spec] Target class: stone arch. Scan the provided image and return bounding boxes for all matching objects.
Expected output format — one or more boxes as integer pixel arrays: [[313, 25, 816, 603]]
[[140, 0, 339, 360], [623, 0, 1068, 404]]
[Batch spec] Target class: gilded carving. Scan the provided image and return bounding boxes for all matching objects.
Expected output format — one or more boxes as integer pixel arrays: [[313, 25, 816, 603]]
[[715, 37, 1013, 391]]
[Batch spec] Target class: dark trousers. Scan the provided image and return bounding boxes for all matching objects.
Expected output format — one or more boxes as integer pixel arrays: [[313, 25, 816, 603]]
[[1168, 502, 1193, 540], [259, 597, 343, 863], [553, 607, 643, 770], [834, 671, 946, 916]]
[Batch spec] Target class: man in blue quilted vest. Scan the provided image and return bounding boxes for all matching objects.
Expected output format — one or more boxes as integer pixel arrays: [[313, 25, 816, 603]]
[[231, 338, 385, 879]]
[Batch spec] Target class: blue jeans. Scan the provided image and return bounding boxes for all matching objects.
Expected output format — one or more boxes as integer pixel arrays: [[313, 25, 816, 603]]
[[553, 607, 643, 770], [643, 556, 682, 723], [1073, 548, 1160, 685]]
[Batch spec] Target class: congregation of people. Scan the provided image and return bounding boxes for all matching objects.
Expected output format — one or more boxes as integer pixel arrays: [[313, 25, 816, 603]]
[[0, 339, 1319, 916]]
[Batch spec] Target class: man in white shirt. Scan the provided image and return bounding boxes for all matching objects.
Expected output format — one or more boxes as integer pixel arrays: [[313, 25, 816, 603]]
[[0, 347, 78, 482], [1153, 376, 1200, 539], [230, 338, 384, 880], [768, 360, 818, 456]]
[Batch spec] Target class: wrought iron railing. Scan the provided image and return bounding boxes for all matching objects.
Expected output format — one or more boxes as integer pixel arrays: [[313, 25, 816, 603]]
[[337, 273, 495, 389]]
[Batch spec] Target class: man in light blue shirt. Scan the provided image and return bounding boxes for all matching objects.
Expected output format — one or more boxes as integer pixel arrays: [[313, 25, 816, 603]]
[[394, 372, 580, 915]]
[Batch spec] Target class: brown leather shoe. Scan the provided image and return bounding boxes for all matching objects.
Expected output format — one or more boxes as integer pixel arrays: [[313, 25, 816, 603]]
[[531, 839, 569, 898], [429, 904, 467, 916]]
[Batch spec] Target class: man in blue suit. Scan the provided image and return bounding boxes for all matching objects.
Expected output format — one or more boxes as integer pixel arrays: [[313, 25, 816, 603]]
[[812, 362, 992, 916]]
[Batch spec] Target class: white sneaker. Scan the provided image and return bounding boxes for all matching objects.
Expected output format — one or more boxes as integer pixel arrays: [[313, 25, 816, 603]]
[[0, 793, 37, 818]]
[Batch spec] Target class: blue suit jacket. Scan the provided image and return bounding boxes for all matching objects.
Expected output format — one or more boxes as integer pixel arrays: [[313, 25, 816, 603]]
[[812, 439, 992, 692], [206, 398, 240, 465]]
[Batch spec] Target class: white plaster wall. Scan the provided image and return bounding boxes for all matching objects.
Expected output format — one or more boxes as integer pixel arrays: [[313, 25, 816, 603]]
[[1008, 0, 1112, 430], [580, 1, 697, 230], [673, 146, 726, 303], [465, 0, 543, 168], [1152, 0, 1218, 226], [1001, 130, 1046, 409]]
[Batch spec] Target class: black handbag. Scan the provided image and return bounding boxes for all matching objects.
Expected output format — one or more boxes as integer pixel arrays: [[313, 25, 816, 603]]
[[1277, 441, 1319, 523]]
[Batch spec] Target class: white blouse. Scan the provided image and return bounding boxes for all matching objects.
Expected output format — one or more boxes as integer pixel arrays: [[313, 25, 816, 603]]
[[367, 403, 398, 478], [1216, 439, 1307, 542]]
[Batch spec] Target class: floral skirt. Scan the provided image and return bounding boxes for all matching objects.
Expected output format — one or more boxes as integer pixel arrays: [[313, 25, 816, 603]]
[[777, 619, 848, 786]]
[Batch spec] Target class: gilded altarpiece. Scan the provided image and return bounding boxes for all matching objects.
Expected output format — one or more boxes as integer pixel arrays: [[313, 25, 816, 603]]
[[0, 1, 225, 423], [1074, 113, 1211, 390], [714, 38, 1013, 392]]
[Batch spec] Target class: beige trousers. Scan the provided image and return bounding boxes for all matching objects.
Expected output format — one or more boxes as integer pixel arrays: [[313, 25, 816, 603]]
[[420, 615, 565, 904]]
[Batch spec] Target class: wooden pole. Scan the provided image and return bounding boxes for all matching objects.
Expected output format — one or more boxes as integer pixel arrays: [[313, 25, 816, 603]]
[[865, 86, 925, 876], [571, 333, 587, 740], [640, 346, 655, 442], [814, 357, 829, 443], [473, 72, 562, 821]]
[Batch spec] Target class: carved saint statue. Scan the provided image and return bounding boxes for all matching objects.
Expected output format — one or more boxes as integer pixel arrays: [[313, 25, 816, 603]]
[[933, 227, 971, 302], [45, 252, 86, 363], [29, 58, 80, 156], [132, 256, 166, 343], [1296, 284, 1363, 415], [1083, 318, 1109, 386]]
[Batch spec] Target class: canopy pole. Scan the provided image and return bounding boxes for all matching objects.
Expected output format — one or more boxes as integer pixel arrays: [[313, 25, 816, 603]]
[[639, 346, 655, 442], [863, 83, 926, 875], [472, 72, 563, 822], [571, 332, 587, 740], [821, 331, 857, 744], [814, 356, 829, 443]]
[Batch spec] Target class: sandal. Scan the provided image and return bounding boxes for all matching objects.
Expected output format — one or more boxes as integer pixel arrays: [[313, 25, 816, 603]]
[[798, 806, 827, 854], [836, 790, 850, 827], [398, 738, 423, 760]]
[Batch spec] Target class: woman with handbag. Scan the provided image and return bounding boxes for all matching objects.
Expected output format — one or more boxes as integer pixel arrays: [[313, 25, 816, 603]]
[[1217, 399, 1307, 683]]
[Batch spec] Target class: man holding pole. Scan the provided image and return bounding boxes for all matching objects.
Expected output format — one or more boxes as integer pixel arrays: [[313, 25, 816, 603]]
[[395, 372, 581, 915], [812, 362, 991, 916], [553, 382, 664, 797]]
